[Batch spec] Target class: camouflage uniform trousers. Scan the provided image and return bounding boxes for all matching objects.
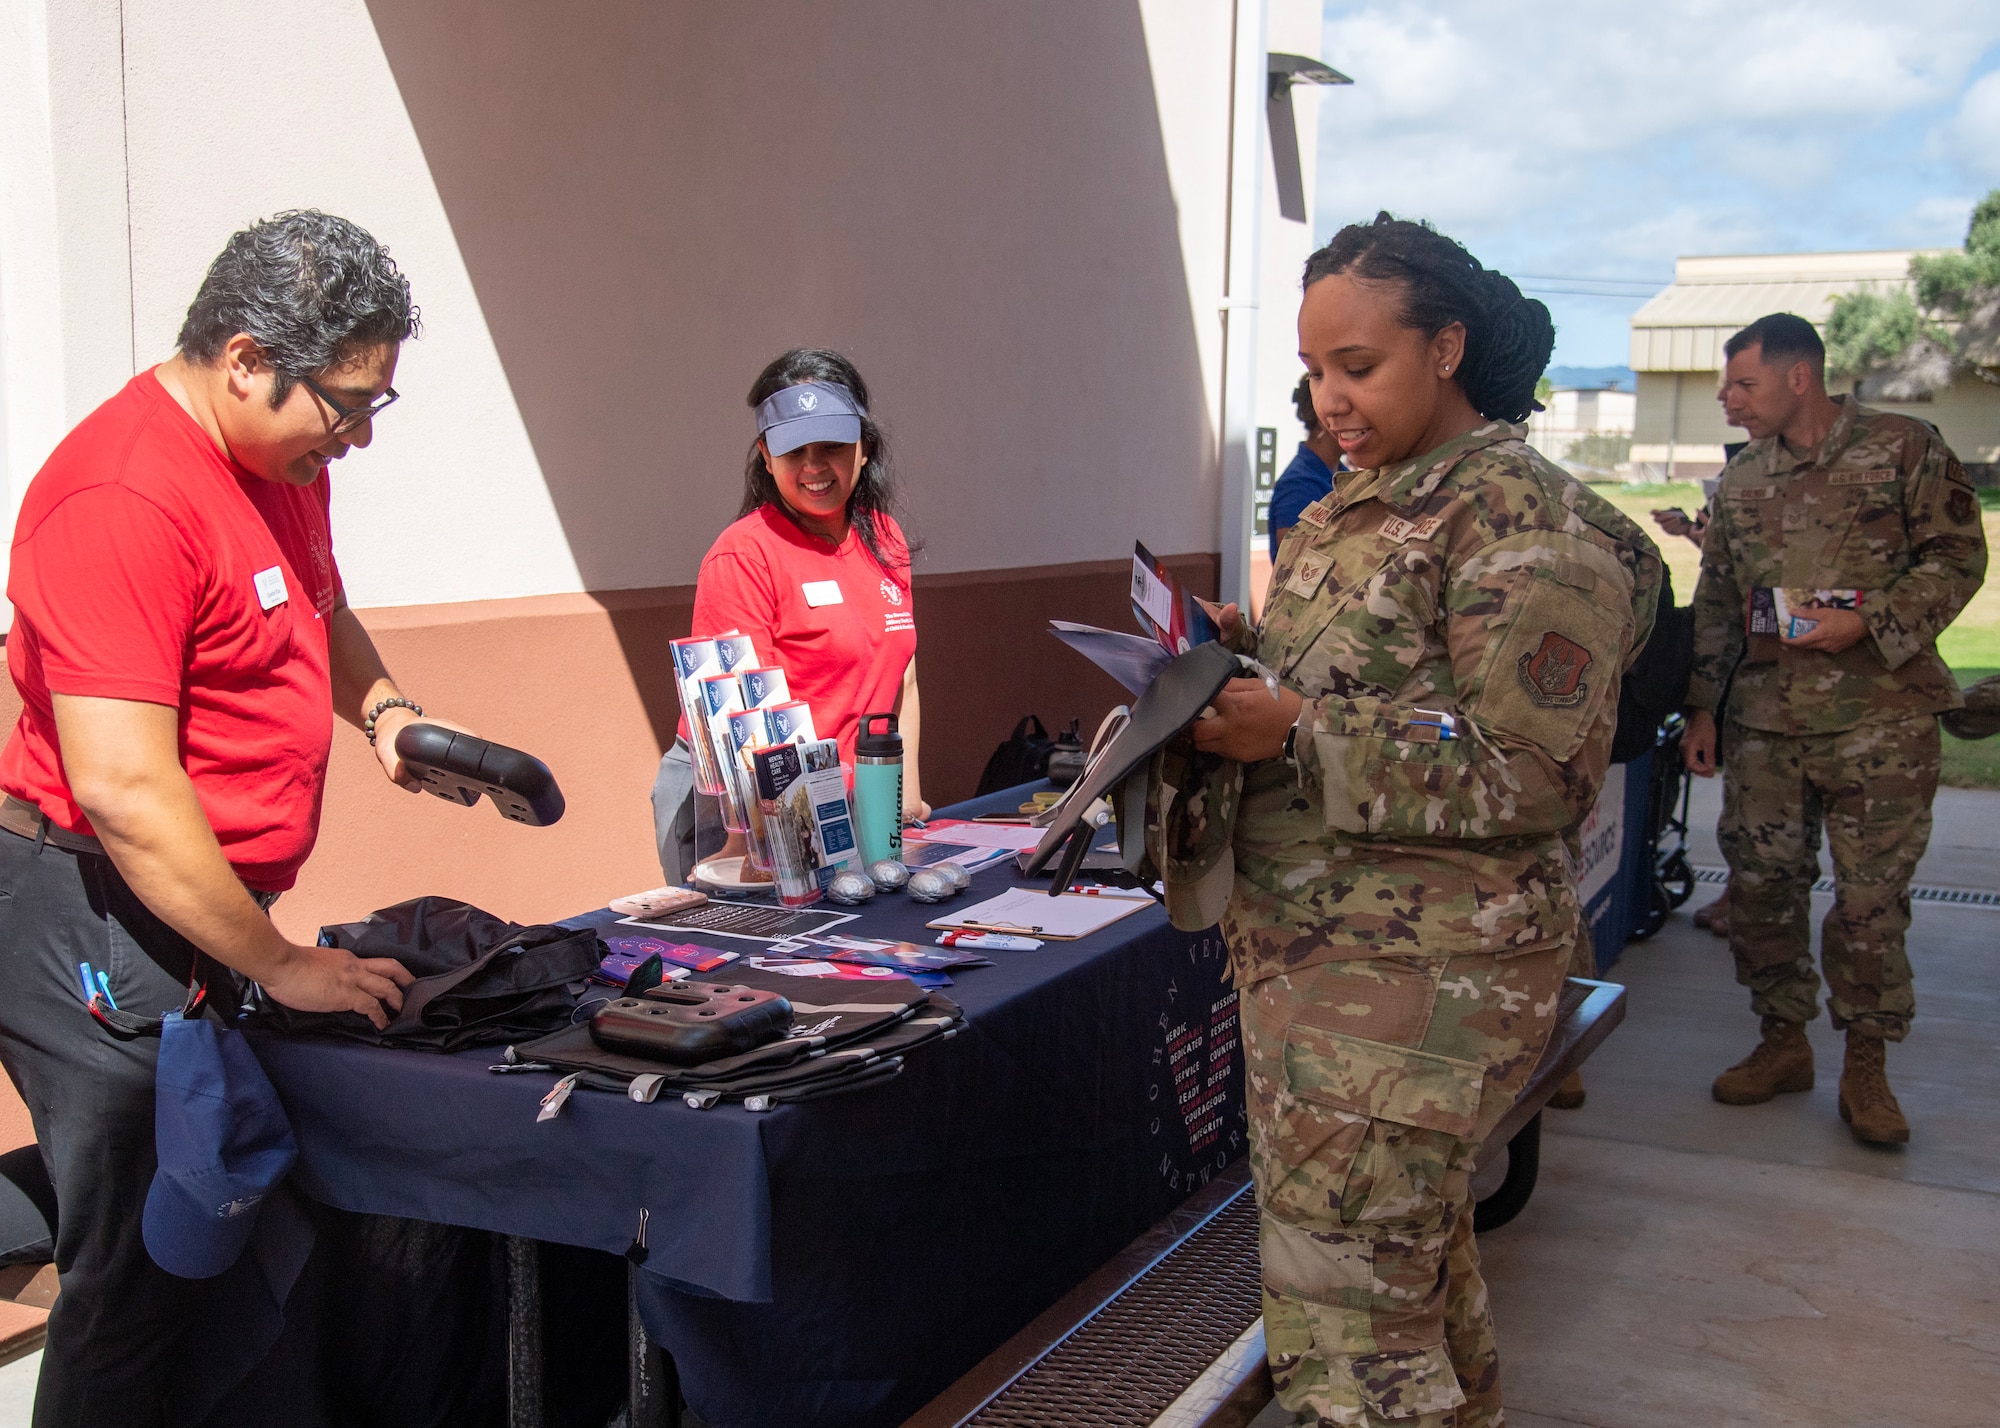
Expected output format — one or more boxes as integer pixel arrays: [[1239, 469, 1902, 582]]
[[1719, 714, 1939, 1040], [1241, 940, 1569, 1427]]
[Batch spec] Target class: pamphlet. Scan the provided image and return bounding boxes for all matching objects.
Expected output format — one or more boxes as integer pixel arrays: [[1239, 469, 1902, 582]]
[[912, 820, 1049, 851], [1749, 587, 1860, 639], [900, 839, 1014, 873], [1047, 621, 1172, 696], [1132, 541, 1219, 656], [618, 903, 858, 943], [603, 935, 737, 974], [751, 738, 862, 898]]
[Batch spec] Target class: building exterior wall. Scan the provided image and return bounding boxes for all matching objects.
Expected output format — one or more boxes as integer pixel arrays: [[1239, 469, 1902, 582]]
[[1630, 371, 1732, 480], [1628, 248, 2000, 484], [1852, 370, 2000, 468], [1525, 387, 1636, 470], [0, 0, 1298, 929]]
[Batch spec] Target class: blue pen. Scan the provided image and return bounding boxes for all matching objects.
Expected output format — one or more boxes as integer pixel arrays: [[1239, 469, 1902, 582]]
[[78, 961, 98, 1004], [95, 970, 117, 1010]]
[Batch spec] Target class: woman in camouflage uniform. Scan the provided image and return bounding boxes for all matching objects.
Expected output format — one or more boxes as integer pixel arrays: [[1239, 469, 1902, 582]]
[[1162, 215, 1661, 1426]]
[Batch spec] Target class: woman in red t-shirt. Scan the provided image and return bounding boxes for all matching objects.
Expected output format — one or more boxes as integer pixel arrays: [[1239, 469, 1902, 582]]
[[658, 350, 925, 877]]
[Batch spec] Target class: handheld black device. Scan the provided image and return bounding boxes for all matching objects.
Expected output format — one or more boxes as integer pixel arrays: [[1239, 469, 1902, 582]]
[[393, 723, 566, 826]]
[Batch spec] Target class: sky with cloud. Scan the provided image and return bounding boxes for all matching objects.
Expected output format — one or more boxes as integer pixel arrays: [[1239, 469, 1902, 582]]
[[1312, 1, 2000, 367]]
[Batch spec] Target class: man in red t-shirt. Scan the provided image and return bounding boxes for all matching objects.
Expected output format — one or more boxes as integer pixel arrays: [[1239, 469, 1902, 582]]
[[0, 212, 457, 1426]]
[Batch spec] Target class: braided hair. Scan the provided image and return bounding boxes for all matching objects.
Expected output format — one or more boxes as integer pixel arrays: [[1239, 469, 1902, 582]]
[[1302, 213, 1554, 424], [741, 348, 914, 575]]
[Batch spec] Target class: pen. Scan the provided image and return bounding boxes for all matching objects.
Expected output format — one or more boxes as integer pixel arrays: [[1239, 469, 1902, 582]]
[[95, 970, 118, 1010], [79, 962, 98, 1004], [1070, 884, 1150, 899], [958, 920, 1045, 935]]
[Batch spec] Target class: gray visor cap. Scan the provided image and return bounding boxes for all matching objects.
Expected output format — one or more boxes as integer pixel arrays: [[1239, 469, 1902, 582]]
[[755, 381, 865, 456]]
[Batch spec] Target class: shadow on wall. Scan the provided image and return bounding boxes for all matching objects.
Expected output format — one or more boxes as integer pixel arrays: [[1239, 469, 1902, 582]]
[[363, 0, 1214, 750]]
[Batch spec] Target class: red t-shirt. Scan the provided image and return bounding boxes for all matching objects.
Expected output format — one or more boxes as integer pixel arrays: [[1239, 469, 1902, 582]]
[[690, 506, 916, 770], [2, 370, 344, 891]]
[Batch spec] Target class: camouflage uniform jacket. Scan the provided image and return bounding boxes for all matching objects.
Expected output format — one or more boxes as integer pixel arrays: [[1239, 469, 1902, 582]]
[[1687, 397, 1987, 734], [1152, 422, 1662, 989]]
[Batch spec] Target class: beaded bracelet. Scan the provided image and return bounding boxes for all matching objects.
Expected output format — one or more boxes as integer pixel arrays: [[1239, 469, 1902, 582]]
[[364, 696, 424, 746]]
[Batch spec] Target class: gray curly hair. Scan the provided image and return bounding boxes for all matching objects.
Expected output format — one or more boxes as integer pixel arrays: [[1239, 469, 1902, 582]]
[[176, 210, 419, 405]]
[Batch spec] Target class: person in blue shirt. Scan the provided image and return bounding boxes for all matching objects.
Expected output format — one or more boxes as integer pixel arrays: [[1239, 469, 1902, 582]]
[[1267, 374, 1345, 559]]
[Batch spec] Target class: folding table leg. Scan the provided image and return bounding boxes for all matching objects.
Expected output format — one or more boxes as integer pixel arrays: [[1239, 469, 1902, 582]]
[[627, 1261, 679, 1428], [505, 1235, 546, 1428]]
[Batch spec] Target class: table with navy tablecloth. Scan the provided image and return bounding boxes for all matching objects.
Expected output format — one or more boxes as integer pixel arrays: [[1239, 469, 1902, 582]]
[[246, 786, 1247, 1428]]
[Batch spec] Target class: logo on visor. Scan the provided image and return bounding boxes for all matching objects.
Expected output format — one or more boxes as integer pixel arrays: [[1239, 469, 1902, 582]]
[[796, 392, 819, 412]]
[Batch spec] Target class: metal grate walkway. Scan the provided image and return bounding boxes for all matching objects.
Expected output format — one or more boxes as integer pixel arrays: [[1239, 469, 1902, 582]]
[[1690, 865, 2000, 908], [964, 1191, 1263, 1427]]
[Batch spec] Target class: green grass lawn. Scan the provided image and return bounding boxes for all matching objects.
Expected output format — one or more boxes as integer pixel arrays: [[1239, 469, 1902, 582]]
[[1592, 482, 2000, 790]]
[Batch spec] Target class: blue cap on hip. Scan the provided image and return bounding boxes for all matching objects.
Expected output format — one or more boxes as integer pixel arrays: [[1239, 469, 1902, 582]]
[[754, 381, 865, 456], [143, 1012, 298, 1280]]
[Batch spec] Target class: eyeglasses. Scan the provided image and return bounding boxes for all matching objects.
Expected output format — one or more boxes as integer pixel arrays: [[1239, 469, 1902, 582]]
[[300, 373, 399, 436]]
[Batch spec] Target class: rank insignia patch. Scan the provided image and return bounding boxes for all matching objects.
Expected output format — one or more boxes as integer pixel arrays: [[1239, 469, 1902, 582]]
[[1948, 487, 1976, 524], [1517, 631, 1593, 708], [1284, 552, 1332, 599]]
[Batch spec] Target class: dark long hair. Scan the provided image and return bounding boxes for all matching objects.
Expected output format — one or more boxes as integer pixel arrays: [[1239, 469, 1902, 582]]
[[742, 348, 913, 575], [1303, 213, 1554, 423]]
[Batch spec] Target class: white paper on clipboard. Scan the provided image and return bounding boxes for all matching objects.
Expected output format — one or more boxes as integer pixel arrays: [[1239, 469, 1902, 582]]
[[926, 886, 1149, 939]]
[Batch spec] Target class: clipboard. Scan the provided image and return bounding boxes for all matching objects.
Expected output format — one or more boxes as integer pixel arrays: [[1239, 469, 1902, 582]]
[[926, 886, 1151, 939]]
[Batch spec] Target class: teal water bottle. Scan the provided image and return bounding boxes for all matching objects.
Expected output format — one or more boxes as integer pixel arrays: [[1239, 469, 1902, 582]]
[[852, 713, 904, 866]]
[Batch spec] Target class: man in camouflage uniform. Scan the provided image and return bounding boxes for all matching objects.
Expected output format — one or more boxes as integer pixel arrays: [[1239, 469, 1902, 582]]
[[1153, 422, 1660, 1426], [1684, 313, 1987, 1145]]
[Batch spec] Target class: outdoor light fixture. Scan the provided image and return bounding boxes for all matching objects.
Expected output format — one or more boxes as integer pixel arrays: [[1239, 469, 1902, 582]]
[[1267, 53, 1352, 223]]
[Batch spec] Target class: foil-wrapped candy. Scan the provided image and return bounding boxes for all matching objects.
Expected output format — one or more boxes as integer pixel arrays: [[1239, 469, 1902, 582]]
[[826, 870, 876, 905], [933, 862, 971, 893], [867, 859, 910, 892], [905, 868, 952, 903]]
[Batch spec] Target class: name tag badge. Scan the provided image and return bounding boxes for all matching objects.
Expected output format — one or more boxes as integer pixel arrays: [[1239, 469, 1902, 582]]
[[1297, 500, 1333, 529], [1732, 483, 1777, 501], [802, 580, 843, 608], [253, 566, 288, 611], [1379, 514, 1444, 544], [1284, 552, 1331, 600]]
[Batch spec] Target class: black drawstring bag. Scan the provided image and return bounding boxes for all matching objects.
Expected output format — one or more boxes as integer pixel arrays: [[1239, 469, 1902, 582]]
[[257, 897, 605, 1051], [975, 715, 1056, 796], [1611, 568, 1694, 764]]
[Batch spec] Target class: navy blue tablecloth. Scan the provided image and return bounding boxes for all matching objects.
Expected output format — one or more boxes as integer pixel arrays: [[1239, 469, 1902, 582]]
[[249, 787, 1247, 1428]]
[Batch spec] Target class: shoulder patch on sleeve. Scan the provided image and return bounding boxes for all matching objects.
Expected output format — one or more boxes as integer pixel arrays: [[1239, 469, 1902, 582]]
[[1517, 631, 1594, 708], [1948, 487, 1977, 524]]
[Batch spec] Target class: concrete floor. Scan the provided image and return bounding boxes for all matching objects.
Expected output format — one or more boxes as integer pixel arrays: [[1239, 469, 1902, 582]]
[[1486, 774, 2000, 1427], [1252, 775, 2000, 1428]]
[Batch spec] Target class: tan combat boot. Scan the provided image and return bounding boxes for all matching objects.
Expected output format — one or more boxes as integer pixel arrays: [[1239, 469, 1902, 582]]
[[1839, 1031, 1910, 1145], [1712, 1016, 1814, 1104]]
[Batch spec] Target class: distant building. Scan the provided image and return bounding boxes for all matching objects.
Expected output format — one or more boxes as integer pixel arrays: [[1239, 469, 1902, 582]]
[[1526, 384, 1637, 476], [1628, 250, 2000, 483]]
